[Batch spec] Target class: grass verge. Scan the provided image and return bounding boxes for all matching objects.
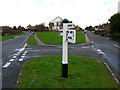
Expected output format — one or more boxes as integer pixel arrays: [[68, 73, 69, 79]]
[[0, 32, 26, 41], [17, 55, 118, 88], [36, 31, 85, 45], [27, 34, 37, 45]]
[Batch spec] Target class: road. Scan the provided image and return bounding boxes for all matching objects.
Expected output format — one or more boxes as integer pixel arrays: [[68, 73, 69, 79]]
[[86, 31, 120, 81], [2, 32, 31, 88], [2, 31, 120, 88]]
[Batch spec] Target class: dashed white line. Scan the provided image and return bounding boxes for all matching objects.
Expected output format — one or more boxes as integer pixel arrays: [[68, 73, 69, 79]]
[[113, 44, 120, 49], [18, 59, 23, 62], [24, 50, 28, 54], [18, 50, 28, 62], [3, 62, 11, 68], [23, 53, 26, 56], [3, 43, 28, 69], [21, 56, 25, 58], [9, 59, 14, 62], [12, 56, 17, 59]]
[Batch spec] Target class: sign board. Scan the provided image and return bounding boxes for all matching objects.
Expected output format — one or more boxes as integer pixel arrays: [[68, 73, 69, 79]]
[[66, 30, 76, 43], [67, 23, 75, 30]]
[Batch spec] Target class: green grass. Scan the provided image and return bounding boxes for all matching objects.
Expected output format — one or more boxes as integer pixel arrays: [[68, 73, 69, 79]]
[[27, 34, 37, 45], [17, 55, 118, 88], [0, 32, 26, 41], [36, 31, 85, 45]]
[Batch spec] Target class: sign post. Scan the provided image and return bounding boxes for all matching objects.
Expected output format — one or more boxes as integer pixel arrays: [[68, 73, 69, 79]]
[[62, 22, 68, 78], [61, 19, 76, 78]]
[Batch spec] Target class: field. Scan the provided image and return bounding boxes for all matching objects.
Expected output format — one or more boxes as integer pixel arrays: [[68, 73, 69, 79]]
[[0, 32, 26, 41], [36, 31, 85, 45], [17, 55, 118, 88]]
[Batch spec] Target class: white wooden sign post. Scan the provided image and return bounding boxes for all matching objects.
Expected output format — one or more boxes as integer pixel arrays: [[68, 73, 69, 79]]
[[60, 19, 76, 78]]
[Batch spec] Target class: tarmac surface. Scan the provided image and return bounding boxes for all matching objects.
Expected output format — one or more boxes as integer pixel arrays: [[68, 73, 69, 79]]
[[2, 31, 120, 88]]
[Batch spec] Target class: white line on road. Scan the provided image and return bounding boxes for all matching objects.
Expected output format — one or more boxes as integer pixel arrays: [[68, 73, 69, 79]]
[[103, 62, 120, 85], [22, 54, 26, 56], [113, 44, 120, 49], [12, 56, 17, 59], [21, 56, 25, 58], [9, 59, 14, 62], [3, 62, 11, 68], [18, 59, 23, 62], [18, 50, 28, 62], [24, 50, 28, 54]]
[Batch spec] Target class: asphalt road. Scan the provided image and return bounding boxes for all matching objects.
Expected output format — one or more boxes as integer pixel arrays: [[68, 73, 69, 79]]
[[86, 31, 120, 80], [2, 32, 31, 88], [2, 31, 120, 88]]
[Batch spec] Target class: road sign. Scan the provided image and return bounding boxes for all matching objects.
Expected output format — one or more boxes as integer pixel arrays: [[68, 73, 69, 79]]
[[59, 19, 76, 78], [66, 30, 76, 43], [67, 23, 75, 30], [58, 30, 76, 43]]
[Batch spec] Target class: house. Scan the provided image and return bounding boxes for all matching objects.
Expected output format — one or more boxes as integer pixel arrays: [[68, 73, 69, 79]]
[[49, 16, 63, 31]]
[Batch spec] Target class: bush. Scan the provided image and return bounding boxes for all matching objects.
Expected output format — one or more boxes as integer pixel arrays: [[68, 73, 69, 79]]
[[111, 33, 120, 41], [10, 30, 21, 34]]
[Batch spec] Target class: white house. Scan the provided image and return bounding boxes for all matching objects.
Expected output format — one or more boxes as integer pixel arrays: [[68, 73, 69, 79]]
[[49, 16, 63, 31]]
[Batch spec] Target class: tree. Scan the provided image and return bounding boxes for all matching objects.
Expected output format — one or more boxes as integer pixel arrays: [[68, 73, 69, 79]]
[[85, 26, 93, 31], [13, 26, 17, 30], [18, 26, 25, 31], [27, 24, 33, 30], [34, 23, 45, 32], [109, 13, 120, 40], [2, 26, 12, 36], [109, 13, 120, 33]]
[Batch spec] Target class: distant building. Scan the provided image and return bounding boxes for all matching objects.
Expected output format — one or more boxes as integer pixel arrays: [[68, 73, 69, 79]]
[[118, 1, 120, 14], [49, 16, 63, 31], [75, 25, 82, 31]]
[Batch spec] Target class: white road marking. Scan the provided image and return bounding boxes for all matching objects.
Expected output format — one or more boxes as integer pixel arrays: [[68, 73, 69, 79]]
[[12, 56, 17, 58], [3, 62, 11, 68], [97, 49, 102, 52], [22, 54, 26, 56], [24, 50, 28, 54], [9, 59, 14, 62], [19, 59, 23, 62], [2, 43, 28, 69], [103, 62, 120, 85], [113, 44, 120, 49], [13, 54, 19, 56], [21, 56, 25, 58]]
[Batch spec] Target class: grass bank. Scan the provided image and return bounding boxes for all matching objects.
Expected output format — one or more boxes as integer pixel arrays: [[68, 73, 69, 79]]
[[27, 34, 37, 45], [36, 31, 85, 45], [17, 55, 118, 88], [0, 32, 26, 41]]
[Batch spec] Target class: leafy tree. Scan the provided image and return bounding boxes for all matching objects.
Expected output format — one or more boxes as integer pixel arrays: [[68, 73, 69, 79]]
[[109, 13, 120, 40], [109, 13, 120, 33], [34, 23, 45, 32], [18, 26, 25, 31], [13, 26, 17, 30], [2, 26, 12, 36], [85, 26, 93, 31]]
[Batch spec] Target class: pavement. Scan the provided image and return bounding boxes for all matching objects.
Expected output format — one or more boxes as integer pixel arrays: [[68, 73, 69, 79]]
[[2, 31, 120, 88]]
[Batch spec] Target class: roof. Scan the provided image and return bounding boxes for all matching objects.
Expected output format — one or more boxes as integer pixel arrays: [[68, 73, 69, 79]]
[[52, 16, 63, 22]]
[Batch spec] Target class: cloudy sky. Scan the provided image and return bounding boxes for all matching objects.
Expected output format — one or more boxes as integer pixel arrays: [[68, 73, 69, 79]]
[[0, 0, 119, 28]]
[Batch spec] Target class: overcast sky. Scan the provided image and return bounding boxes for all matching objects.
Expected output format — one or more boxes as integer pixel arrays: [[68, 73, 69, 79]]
[[0, 0, 119, 28]]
